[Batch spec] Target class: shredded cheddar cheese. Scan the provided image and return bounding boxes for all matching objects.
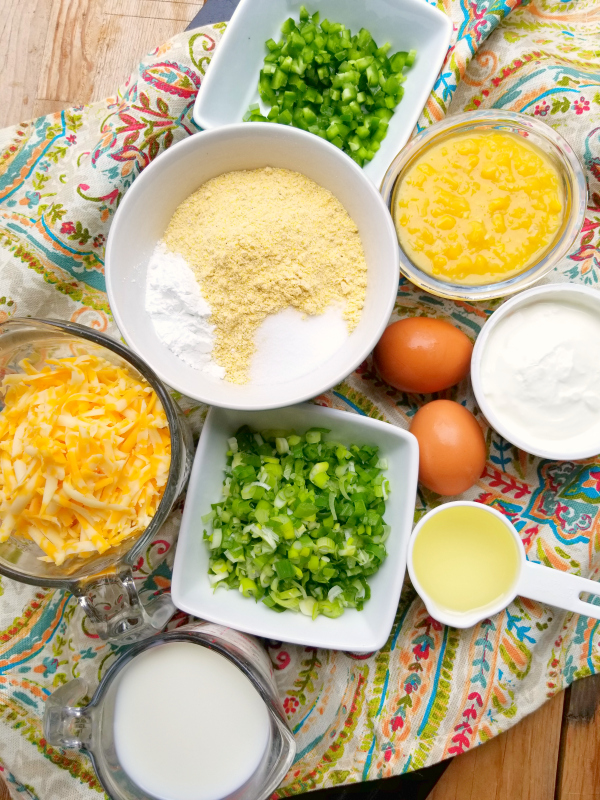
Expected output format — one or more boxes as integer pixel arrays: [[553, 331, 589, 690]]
[[0, 354, 171, 566]]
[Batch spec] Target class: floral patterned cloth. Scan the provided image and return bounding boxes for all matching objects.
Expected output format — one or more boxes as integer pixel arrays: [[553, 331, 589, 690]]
[[1, 1, 600, 797]]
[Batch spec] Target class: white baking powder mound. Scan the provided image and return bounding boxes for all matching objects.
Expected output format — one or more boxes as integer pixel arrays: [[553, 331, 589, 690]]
[[145, 242, 225, 379], [251, 306, 349, 385]]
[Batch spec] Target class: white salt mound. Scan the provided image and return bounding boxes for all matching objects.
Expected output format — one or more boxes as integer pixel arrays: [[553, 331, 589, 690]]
[[251, 306, 349, 384]]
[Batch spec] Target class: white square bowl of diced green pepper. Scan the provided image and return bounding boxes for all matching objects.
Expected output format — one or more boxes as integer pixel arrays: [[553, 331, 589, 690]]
[[193, 0, 452, 188], [171, 403, 419, 652]]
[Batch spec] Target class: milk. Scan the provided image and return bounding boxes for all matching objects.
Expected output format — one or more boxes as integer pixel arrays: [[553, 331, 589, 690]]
[[113, 641, 271, 800]]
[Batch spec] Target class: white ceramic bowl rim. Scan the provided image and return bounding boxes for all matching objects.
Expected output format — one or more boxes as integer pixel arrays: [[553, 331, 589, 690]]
[[471, 283, 600, 461], [407, 501, 524, 628], [380, 110, 588, 302]]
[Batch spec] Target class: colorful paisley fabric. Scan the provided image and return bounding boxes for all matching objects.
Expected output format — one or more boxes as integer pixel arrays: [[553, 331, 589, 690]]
[[1, 2, 600, 797]]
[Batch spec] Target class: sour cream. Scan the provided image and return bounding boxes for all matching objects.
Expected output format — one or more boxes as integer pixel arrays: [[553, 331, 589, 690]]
[[480, 299, 600, 456]]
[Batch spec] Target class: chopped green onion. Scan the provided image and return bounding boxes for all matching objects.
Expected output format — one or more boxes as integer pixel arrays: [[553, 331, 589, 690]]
[[276, 437, 290, 454], [203, 426, 391, 618]]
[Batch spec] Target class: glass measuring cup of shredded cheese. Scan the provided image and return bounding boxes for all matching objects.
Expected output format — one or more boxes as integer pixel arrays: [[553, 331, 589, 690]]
[[0, 318, 193, 643], [407, 502, 600, 628], [43, 622, 296, 800]]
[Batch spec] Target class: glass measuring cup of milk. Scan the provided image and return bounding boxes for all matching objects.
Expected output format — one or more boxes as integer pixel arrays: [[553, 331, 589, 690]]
[[407, 501, 600, 628], [43, 622, 296, 800], [0, 319, 193, 643]]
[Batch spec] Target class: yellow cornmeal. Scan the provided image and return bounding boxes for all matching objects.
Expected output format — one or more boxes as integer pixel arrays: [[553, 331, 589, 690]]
[[163, 168, 367, 383], [394, 131, 564, 286]]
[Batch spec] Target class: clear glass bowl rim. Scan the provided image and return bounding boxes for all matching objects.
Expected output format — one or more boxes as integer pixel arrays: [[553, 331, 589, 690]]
[[379, 109, 588, 302], [0, 317, 186, 587]]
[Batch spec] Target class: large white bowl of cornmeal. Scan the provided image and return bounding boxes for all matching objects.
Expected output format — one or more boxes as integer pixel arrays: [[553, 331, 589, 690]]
[[105, 123, 399, 409]]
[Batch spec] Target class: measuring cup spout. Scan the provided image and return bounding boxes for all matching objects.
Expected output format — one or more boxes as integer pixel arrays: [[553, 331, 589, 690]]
[[519, 561, 600, 619]]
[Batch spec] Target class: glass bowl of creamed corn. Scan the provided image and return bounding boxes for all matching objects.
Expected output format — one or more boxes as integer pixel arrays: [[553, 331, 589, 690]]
[[380, 110, 587, 301], [0, 318, 193, 587]]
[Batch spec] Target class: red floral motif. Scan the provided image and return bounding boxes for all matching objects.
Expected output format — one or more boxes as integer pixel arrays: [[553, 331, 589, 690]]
[[582, 468, 600, 493], [77, 185, 121, 206], [284, 696, 299, 714], [132, 556, 144, 573], [171, 610, 194, 628], [110, 144, 150, 171], [489, 51, 544, 89], [574, 96, 590, 115], [141, 61, 201, 99], [448, 692, 483, 755], [534, 102, 550, 117], [482, 466, 531, 499], [346, 651, 376, 660], [60, 221, 76, 234], [467, 0, 493, 42], [272, 651, 291, 670], [389, 615, 441, 732], [520, 524, 540, 549]]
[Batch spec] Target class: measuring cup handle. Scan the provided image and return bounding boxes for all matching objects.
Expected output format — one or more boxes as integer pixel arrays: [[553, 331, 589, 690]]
[[519, 561, 600, 619], [43, 678, 93, 750], [73, 565, 175, 644]]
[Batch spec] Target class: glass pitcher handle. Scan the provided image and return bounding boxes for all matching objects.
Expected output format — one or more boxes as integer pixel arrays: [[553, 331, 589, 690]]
[[43, 678, 93, 750], [73, 565, 175, 644]]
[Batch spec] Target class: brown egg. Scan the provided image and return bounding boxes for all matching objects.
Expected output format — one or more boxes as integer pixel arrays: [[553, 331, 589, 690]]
[[409, 400, 486, 496], [374, 317, 473, 394]]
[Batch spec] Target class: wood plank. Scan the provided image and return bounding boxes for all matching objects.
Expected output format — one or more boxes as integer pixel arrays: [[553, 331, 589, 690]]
[[1, 0, 203, 129], [90, 13, 199, 99], [37, 0, 108, 104], [427, 692, 565, 800], [105, 0, 204, 20], [0, 0, 55, 128], [557, 674, 600, 799], [31, 98, 75, 118]]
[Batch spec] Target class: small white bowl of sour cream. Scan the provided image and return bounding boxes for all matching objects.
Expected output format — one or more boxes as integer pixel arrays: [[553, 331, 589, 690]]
[[471, 284, 600, 461]]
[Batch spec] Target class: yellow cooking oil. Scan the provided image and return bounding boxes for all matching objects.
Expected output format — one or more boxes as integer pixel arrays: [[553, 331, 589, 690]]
[[411, 505, 521, 614]]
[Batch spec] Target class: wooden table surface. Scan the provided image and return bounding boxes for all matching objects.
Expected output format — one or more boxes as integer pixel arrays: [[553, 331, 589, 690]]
[[2, 2, 600, 798]]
